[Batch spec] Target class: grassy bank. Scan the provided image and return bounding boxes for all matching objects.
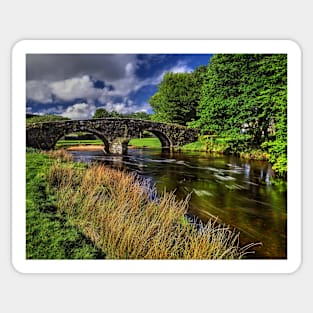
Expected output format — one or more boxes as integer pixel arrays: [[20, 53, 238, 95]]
[[26, 149, 255, 259], [180, 138, 269, 161], [179, 137, 228, 154], [26, 149, 104, 259], [128, 137, 161, 148]]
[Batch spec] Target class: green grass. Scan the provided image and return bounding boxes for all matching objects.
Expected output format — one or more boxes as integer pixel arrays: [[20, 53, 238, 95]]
[[181, 138, 269, 160], [56, 139, 103, 148], [55, 138, 162, 149], [128, 137, 161, 148], [179, 141, 207, 151], [26, 149, 104, 259]]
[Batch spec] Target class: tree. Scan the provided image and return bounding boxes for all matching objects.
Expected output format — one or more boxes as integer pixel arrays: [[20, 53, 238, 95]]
[[124, 112, 151, 120], [149, 65, 207, 125], [93, 108, 111, 119], [191, 54, 287, 176]]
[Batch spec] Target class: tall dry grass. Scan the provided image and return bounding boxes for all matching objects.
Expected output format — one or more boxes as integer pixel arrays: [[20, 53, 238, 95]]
[[47, 160, 256, 259], [45, 149, 73, 162]]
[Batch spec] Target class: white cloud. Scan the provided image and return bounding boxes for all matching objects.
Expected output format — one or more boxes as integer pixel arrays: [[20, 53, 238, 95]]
[[168, 61, 193, 74], [100, 100, 150, 115], [50, 75, 102, 102], [133, 102, 151, 113], [101, 62, 139, 97], [60, 103, 96, 120], [125, 62, 136, 76], [36, 105, 65, 116], [150, 62, 193, 85], [26, 81, 53, 103], [104, 101, 133, 114]]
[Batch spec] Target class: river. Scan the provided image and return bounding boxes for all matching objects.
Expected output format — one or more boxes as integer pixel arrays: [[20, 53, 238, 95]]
[[69, 148, 287, 259]]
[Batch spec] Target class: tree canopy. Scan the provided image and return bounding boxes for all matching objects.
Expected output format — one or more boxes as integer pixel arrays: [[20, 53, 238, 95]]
[[93, 108, 111, 119], [190, 54, 287, 176], [149, 65, 207, 125], [93, 108, 151, 120]]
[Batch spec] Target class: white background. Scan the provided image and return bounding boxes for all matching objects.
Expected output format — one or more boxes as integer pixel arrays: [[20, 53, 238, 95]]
[[1, 1, 311, 312]]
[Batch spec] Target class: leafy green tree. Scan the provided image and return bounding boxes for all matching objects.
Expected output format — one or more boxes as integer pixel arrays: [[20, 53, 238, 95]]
[[149, 65, 207, 125], [124, 112, 151, 120], [93, 108, 111, 119], [93, 108, 151, 120], [191, 54, 287, 176], [109, 110, 122, 118]]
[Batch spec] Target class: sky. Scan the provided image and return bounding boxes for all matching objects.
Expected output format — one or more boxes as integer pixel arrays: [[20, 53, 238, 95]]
[[26, 54, 213, 119]]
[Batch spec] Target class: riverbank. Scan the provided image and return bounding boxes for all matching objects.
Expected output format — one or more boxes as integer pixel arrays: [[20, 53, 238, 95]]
[[179, 140, 269, 161], [26, 149, 104, 259], [26, 149, 256, 259], [66, 145, 105, 151]]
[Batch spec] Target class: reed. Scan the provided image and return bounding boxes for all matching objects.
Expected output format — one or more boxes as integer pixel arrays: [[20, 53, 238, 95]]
[[47, 159, 256, 259]]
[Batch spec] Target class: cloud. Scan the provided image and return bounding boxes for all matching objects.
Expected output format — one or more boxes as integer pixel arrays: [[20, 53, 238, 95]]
[[26, 54, 137, 82], [50, 75, 103, 102], [60, 103, 96, 119], [26, 81, 54, 103], [26, 75, 110, 104], [139, 61, 193, 87], [36, 105, 66, 116], [26, 55, 192, 103], [26, 54, 196, 119], [168, 62, 193, 74], [100, 100, 150, 115]]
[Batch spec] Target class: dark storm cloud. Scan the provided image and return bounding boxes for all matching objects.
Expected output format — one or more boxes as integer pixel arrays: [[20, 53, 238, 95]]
[[26, 54, 137, 81]]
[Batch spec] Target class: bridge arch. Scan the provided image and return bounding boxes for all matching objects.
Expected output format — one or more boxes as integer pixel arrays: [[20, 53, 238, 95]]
[[54, 127, 110, 153], [141, 128, 172, 148]]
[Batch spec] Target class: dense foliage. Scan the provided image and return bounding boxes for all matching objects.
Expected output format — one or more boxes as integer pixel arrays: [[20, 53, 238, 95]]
[[92, 108, 112, 118], [149, 66, 207, 125], [189, 54, 287, 177], [93, 108, 151, 120]]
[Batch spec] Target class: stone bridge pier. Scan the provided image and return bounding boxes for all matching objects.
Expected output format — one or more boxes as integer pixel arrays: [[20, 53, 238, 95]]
[[26, 118, 198, 155]]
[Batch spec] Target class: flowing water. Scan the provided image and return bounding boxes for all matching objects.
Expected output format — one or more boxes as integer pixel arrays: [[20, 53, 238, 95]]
[[69, 148, 287, 259]]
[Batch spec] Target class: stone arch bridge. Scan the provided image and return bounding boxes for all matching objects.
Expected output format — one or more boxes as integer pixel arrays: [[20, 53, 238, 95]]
[[26, 118, 198, 154]]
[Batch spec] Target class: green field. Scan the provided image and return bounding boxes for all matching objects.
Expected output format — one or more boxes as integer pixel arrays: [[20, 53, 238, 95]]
[[56, 137, 162, 149], [128, 137, 161, 148], [56, 139, 103, 148]]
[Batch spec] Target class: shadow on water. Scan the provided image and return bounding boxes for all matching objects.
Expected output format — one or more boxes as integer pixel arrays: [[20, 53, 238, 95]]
[[69, 148, 287, 259]]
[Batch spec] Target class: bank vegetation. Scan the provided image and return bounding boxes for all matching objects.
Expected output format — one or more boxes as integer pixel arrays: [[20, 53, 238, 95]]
[[26, 149, 256, 259]]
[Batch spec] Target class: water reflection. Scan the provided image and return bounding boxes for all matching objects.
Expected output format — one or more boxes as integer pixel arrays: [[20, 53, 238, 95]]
[[70, 149, 287, 259]]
